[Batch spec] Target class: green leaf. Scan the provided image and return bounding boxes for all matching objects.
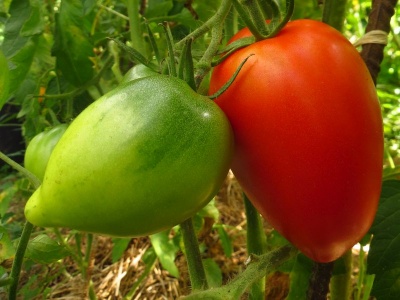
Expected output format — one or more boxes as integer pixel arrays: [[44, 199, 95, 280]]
[[0, 225, 15, 264], [286, 253, 313, 300], [150, 230, 180, 278], [20, 0, 44, 36], [25, 234, 70, 264], [52, 0, 94, 86], [145, 0, 174, 18], [0, 49, 10, 109], [197, 198, 219, 220], [82, 0, 97, 15], [367, 180, 400, 300], [203, 258, 222, 288], [1, 0, 39, 97], [215, 224, 233, 258], [111, 238, 131, 263], [0, 180, 16, 218]]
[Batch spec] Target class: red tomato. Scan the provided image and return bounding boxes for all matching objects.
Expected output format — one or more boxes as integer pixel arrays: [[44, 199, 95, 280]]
[[209, 19, 383, 262]]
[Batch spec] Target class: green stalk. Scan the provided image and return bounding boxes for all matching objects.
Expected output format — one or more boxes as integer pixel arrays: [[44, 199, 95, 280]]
[[8, 221, 34, 300], [194, 0, 232, 87], [322, 0, 348, 32], [162, 23, 177, 77], [182, 245, 296, 299], [232, 0, 265, 40], [244, 193, 267, 300], [330, 251, 353, 300], [224, 6, 239, 42], [126, 0, 146, 56], [175, 0, 232, 50], [0, 151, 41, 188], [355, 245, 367, 300], [180, 218, 208, 291], [242, 0, 270, 38]]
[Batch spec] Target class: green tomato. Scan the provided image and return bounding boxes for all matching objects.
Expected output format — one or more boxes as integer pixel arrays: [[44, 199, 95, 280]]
[[25, 75, 234, 237], [120, 64, 158, 84], [24, 124, 68, 181]]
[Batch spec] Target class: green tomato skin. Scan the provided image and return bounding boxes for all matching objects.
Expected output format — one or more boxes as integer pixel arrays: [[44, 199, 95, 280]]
[[120, 64, 158, 84], [25, 75, 234, 237], [24, 124, 68, 181]]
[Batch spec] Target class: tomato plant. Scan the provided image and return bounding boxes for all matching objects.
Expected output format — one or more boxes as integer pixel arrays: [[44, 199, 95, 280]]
[[24, 124, 68, 181], [25, 75, 234, 237], [209, 19, 384, 263]]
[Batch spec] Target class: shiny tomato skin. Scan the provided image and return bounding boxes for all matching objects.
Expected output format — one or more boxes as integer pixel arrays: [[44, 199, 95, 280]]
[[24, 124, 68, 181], [209, 19, 383, 262], [25, 75, 234, 237]]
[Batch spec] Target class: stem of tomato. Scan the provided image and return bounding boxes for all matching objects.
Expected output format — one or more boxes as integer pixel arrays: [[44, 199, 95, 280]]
[[193, 0, 232, 88], [224, 6, 239, 42], [126, 0, 146, 57], [162, 22, 178, 77], [322, 0, 348, 32], [0, 151, 41, 189], [244, 193, 267, 300], [180, 218, 209, 291], [329, 250, 352, 300], [306, 261, 334, 300], [8, 221, 34, 300], [181, 245, 296, 299]]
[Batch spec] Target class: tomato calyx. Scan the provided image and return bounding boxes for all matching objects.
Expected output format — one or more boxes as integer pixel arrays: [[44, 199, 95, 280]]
[[232, 0, 294, 41], [213, 0, 293, 66]]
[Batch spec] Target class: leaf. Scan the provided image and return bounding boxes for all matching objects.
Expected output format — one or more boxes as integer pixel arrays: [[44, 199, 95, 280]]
[[150, 229, 180, 278], [0, 180, 17, 218], [1, 0, 39, 97], [215, 224, 233, 258], [0, 49, 10, 109], [202, 258, 222, 288], [52, 0, 94, 86], [197, 198, 219, 220], [25, 234, 70, 264], [20, 0, 45, 36], [111, 238, 131, 263], [367, 180, 400, 300], [0, 225, 15, 264], [286, 253, 313, 300], [145, 0, 174, 18]]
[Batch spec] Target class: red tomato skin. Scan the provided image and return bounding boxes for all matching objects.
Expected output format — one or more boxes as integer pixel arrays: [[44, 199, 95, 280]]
[[209, 20, 383, 262]]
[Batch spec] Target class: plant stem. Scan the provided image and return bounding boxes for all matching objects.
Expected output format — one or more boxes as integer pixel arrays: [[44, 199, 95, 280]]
[[224, 6, 238, 42], [193, 0, 232, 87], [40, 55, 113, 100], [242, 0, 269, 38], [355, 245, 366, 300], [180, 218, 208, 291], [322, 0, 348, 32], [0, 151, 41, 189], [244, 193, 267, 299], [330, 250, 352, 300], [182, 245, 296, 299], [8, 221, 34, 300], [360, 0, 398, 84], [126, 0, 146, 56], [306, 261, 334, 300]]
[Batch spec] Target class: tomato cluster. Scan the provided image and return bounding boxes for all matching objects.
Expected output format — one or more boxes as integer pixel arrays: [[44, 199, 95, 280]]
[[24, 20, 383, 263]]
